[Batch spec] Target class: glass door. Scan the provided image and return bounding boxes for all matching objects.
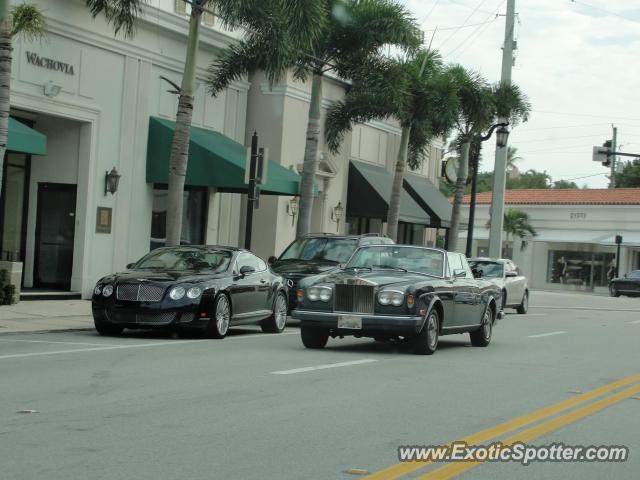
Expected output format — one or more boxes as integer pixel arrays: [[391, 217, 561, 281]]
[[0, 153, 29, 263]]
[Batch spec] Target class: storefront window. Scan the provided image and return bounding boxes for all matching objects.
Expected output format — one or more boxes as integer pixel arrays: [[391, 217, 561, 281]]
[[0, 153, 28, 262], [398, 222, 424, 246], [346, 217, 383, 235], [150, 186, 207, 250], [547, 250, 615, 288]]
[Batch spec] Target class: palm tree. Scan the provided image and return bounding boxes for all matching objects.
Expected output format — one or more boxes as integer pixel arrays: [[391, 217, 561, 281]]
[[209, 0, 420, 238], [506, 146, 521, 174], [88, 0, 325, 246], [484, 208, 536, 255], [446, 69, 530, 252], [0, 3, 46, 196], [325, 50, 459, 241]]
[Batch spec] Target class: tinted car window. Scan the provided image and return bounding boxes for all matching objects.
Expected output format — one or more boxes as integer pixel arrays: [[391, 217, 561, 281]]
[[134, 247, 231, 272], [236, 252, 263, 272], [279, 237, 358, 263], [469, 261, 504, 278]]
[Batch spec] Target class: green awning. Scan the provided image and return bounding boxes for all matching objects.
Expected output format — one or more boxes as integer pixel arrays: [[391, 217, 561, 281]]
[[347, 160, 431, 225], [403, 173, 452, 228], [7, 117, 47, 155], [146, 116, 302, 195]]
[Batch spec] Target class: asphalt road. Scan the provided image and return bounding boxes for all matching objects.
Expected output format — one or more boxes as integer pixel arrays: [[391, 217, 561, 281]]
[[1, 291, 639, 480]]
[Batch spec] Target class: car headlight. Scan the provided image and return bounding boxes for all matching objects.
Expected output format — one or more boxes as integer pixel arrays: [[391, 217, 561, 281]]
[[94, 285, 102, 296], [187, 287, 202, 299], [318, 287, 332, 302], [169, 286, 186, 300], [102, 284, 113, 297], [378, 291, 391, 305], [307, 287, 320, 301], [391, 292, 404, 306]]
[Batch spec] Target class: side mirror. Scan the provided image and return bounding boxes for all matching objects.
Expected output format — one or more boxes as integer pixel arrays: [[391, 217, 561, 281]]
[[239, 265, 255, 276], [126, 263, 136, 269], [267, 256, 277, 265], [453, 269, 467, 279], [506, 271, 518, 278]]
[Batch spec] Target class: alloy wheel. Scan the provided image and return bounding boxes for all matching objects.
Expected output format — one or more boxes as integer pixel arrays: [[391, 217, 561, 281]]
[[275, 293, 287, 330], [216, 295, 230, 335]]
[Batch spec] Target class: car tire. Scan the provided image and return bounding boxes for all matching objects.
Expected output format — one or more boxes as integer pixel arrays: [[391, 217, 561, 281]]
[[300, 326, 329, 349], [516, 291, 529, 314], [413, 309, 439, 355], [94, 320, 123, 336], [205, 293, 231, 339], [261, 291, 288, 334], [470, 305, 494, 347], [609, 284, 620, 297]]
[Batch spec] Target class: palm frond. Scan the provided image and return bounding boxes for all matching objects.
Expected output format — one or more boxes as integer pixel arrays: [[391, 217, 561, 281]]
[[11, 4, 47, 40], [492, 81, 531, 126], [325, 89, 397, 154], [206, 37, 262, 95], [86, 0, 146, 38]]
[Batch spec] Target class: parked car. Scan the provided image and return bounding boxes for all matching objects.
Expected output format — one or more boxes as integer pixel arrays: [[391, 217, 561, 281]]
[[609, 270, 640, 297], [291, 245, 503, 355], [268, 233, 394, 312], [468, 258, 529, 314], [92, 246, 288, 338]]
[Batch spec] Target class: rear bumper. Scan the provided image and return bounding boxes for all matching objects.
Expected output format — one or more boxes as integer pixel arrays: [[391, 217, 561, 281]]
[[291, 310, 424, 335]]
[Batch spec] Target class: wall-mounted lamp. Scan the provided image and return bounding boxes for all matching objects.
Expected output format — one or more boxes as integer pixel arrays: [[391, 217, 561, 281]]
[[330, 201, 344, 232], [105, 167, 121, 196], [286, 197, 298, 226], [43, 81, 61, 98]]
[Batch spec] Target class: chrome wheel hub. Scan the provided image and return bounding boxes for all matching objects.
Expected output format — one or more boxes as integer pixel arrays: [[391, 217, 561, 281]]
[[427, 313, 438, 349], [483, 310, 492, 339], [275, 294, 287, 330], [216, 296, 230, 335]]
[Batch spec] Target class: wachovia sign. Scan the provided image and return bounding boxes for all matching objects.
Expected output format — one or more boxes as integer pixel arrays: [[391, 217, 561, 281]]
[[26, 52, 75, 75]]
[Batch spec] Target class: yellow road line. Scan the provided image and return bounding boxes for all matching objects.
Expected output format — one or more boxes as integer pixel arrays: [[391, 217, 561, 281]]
[[418, 382, 640, 479], [363, 373, 640, 480]]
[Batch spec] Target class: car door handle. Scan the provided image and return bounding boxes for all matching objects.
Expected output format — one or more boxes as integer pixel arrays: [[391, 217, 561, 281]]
[[260, 279, 267, 284]]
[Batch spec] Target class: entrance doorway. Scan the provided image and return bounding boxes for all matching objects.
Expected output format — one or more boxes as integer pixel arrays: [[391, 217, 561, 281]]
[[34, 183, 77, 289]]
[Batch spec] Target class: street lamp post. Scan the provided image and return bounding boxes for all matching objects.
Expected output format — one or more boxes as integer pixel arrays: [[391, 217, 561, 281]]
[[465, 123, 509, 258]]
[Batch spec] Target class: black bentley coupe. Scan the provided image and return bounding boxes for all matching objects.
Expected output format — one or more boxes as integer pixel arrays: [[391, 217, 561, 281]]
[[291, 245, 504, 355], [92, 246, 288, 338]]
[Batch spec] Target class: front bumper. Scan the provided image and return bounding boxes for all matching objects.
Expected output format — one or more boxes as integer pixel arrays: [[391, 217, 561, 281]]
[[291, 309, 424, 336], [92, 303, 208, 330]]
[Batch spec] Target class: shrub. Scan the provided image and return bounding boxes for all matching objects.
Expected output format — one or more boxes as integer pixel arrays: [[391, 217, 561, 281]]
[[0, 269, 16, 305]]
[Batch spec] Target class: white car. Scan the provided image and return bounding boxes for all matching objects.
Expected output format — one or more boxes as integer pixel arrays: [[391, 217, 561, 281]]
[[468, 258, 529, 314]]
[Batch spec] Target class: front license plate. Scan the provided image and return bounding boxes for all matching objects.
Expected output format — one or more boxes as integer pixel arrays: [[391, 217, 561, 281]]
[[338, 315, 362, 329]]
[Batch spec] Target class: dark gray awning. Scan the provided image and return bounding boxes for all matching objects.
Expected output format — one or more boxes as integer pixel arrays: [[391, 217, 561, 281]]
[[347, 160, 431, 225], [403, 173, 452, 228]]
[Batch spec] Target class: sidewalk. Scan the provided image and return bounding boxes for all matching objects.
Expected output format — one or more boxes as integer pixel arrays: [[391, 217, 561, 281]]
[[0, 300, 93, 334]]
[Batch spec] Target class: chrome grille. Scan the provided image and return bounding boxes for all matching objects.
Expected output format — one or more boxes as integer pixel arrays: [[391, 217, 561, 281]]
[[116, 283, 165, 302], [334, 284, 375, 314], [106, 310, 175, 325]]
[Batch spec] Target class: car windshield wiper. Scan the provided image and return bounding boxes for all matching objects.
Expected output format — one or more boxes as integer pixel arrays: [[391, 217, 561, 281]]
[[372, 265, 408, 272], [342, 265, 372, 271]]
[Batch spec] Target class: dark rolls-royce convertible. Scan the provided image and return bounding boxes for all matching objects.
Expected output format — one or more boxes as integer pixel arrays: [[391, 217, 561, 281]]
[[291, 245, 504, 355], [92, 246, 288, 338], [609, 270, 640, 297]]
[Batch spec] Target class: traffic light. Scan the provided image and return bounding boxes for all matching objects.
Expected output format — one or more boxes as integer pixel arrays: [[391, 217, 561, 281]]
[[601, 140, 612, 167]]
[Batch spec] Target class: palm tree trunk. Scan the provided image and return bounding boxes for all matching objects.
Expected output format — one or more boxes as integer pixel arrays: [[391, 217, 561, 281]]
[[165, 4, 202, 246], [0, 0, 12, 198], [296, 72, 323, 238], [386, 126, 410, 242], [447, 141, 470, 252]]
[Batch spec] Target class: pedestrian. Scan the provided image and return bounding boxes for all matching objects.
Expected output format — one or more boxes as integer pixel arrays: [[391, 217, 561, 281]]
[[558, 256, 567, 284], [607, 264, 617, 281]]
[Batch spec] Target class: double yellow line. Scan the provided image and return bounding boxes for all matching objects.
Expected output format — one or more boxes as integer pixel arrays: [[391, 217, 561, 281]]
[[364, 373, 640, 480]]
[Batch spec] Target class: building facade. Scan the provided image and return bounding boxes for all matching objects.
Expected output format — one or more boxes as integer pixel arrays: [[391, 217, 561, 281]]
[[459, 189, 640, 294], [0, 0, 450, 299]]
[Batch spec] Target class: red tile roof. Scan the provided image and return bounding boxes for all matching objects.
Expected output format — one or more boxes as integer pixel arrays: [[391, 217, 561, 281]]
[[459, 188, 640, 205]]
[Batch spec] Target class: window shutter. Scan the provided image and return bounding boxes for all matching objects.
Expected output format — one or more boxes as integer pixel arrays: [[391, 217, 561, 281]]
[[202, 10, 215, 26], [175, 0, 187, 16]]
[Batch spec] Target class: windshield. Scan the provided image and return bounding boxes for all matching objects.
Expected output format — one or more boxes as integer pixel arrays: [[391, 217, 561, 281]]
[[133, 247, 232, 272], [346, 245, 445, 277], [469, 261, 505, 278], [279, 237, 359, 263], [628, 270, 640, 279]]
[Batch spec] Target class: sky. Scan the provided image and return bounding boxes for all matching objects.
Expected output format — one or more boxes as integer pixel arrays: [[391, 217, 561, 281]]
[[400, 0, 640, 188]]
